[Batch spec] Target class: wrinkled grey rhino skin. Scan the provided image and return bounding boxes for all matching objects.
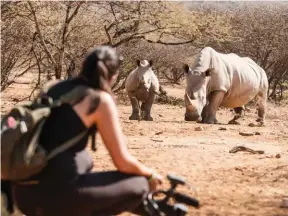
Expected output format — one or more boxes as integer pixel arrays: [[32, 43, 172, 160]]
[[183, 47, 269, 125], [125, 59, 160, 121]]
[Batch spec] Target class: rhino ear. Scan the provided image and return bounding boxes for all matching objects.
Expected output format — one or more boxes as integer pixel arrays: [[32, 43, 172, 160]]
[[183, 64, 190, 73], [149, 60, 153, 67], [136, 59, 140, 66], [204, 68, 216, 76]]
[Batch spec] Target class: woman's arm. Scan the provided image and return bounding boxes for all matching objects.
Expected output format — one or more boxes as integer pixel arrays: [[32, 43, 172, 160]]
[[94, 92, 153, 177]]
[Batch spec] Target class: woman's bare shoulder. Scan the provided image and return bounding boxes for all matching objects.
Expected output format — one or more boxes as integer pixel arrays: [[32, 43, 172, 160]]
[[86, 90, 116, 113], [88, 90, 113, 104]]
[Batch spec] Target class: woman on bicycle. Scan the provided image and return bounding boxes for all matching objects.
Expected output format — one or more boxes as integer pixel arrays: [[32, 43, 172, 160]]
[[10, 46, 163, 216]]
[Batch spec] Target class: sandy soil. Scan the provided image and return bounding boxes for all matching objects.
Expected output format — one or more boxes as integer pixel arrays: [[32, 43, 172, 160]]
[[1, 73, 288, 216]]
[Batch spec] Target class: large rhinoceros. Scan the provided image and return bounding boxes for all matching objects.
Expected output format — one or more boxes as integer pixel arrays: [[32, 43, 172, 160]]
[[125, 59, 159, 121], [183, 47, 268, 125]]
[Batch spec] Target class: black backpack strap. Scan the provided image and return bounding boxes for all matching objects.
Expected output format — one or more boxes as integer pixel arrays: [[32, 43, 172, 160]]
[[89, 124, 97, 152], [51, 85, 89, 108], [38, 83, 97, 154], [35, 85, 89, 109], [1, 180, 14, 214], [39, 79, 62, 96], [47, 130, 88, 160]]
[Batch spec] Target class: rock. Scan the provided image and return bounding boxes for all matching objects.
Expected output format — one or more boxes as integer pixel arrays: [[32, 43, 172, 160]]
[[195, 127, 204, 131], [255, 132, 261, 135], [123, 121, 133, 124], [239, 132, 254, 136], [248, 122, 265, 127], [219, 127, 227, 131], [234, 167, 242, 171], [155, 131, 163, 135], [151, 139, 163, 142], [159, 114, 163, 117], [275, 154, 281, 159], [140, 132, 144, 136], [281, 197, 288, 208]]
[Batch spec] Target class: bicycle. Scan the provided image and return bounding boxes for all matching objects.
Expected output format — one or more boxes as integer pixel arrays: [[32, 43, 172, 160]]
[[143, 174, 200, 216]]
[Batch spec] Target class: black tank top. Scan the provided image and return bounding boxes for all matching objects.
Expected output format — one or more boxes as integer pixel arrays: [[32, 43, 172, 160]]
[[29, 78, 97, 187]]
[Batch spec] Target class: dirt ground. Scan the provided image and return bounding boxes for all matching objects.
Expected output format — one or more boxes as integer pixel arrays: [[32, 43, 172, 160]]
[[1, 73, 288, 216]]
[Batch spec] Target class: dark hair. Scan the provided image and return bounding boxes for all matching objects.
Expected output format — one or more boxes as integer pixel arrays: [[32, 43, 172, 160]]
[[79, 46, 122, 96]]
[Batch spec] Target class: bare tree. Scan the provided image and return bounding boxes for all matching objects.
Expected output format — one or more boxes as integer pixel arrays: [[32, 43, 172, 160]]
[[1, 1, 242, 100], [203, 2, 288, 101], [1, 1, 35, 91], [27, 1, 85, 79]]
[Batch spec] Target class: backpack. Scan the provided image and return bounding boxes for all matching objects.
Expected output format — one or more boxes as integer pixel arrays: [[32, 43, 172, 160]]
[[1, 80, 96, 181]]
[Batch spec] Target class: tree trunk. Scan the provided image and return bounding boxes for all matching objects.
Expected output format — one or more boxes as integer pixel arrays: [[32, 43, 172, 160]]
[[55, 66, 61, 79]]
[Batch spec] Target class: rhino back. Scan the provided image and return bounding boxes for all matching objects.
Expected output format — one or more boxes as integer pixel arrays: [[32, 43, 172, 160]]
[[208, 52, 268, 107]]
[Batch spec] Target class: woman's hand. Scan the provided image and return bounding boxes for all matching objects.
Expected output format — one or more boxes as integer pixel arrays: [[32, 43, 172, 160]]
[[148, 172, 163, 192]]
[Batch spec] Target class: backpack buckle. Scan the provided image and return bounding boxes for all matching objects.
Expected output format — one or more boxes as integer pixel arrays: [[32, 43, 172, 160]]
[[19, 121, 28, 133], [36, 95, 53, 106]]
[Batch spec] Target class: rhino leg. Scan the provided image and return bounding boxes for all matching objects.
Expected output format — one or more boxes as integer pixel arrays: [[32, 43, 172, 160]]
[[141, 92, 156, 121], [201, 90, 225, 124], [128, 92, 140, 120], [201, 103, 219, 124], [200, 104, 208, 123], [256, 91, 267, 126], [228, 106, 244, 125]]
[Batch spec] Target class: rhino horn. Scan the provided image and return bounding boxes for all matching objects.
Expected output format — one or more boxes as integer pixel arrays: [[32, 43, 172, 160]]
[[185, 93, 197, 112]]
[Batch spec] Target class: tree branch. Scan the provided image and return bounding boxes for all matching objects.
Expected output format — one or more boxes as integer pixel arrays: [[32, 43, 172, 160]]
[[146, 38, 195, 45], [27, 1, 57, 68], [66, 2, 83, 24], [104, 25, 113, 46]]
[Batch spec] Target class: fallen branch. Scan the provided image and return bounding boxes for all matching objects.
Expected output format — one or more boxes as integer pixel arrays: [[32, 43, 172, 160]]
[[239, 132, 254, 136], [229, 146, 264, 154], [151, 139, 164, 142]]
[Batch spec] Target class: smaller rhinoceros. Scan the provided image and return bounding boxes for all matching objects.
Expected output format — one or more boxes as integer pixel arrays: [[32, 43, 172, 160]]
[[125, 59, 159, 121]]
